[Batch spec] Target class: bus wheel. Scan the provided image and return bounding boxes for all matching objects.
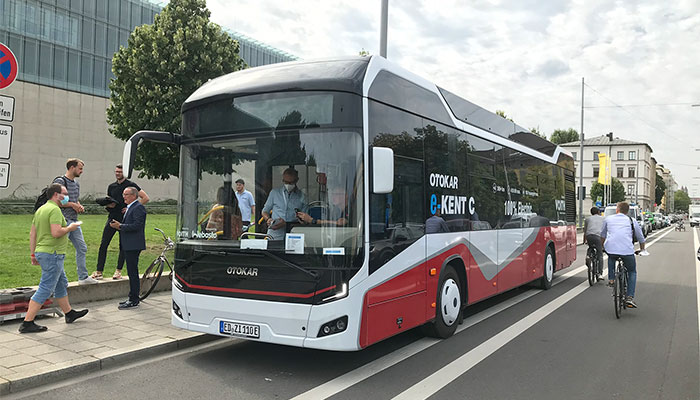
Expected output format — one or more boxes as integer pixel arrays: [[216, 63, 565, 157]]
[[424, 267, 461, 338], [540, 247, 554, 290]]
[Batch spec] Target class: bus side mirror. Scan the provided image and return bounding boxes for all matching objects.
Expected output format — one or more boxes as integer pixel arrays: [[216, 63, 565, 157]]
[[122, 131, 181, 178], [372, 147, 394, 194]]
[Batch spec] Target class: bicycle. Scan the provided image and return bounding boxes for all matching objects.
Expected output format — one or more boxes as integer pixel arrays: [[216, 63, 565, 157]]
[[585, 244, 601, 286], [139, 228, 174, 301], [610, 251, 640, 319]]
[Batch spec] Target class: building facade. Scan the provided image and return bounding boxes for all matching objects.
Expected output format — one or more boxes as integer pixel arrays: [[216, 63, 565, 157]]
[[0, 0, 296, 200], [561, 135, 655, 213], [655, 164, 677, 212]]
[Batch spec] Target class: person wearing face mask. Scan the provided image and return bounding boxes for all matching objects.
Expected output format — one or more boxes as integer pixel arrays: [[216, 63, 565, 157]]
[[22, 184, 88, 333], [262, 168, 308, 240]]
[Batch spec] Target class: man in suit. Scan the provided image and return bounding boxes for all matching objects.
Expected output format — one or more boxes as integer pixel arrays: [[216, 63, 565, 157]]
[[110, 186, 146, 309]]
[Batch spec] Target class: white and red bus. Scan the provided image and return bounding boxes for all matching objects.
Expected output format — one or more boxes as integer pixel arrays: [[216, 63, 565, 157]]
[[122, 56, 576, 351]]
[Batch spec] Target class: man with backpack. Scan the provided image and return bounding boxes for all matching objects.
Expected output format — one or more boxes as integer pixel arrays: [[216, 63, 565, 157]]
[[601, 201, 646, 308], [53, 158, 98, 284]]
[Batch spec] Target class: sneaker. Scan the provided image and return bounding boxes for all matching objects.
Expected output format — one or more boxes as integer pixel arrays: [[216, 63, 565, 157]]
[[90, 271, 103, 280], [118, 300, 139, 310], [19, 321, 48, 333], [112, 270, 123, 280], [607, 280, 615, 287], [79, 276, 99, 285], [626, 297, 638, 308], [65, 308, 89, 323]]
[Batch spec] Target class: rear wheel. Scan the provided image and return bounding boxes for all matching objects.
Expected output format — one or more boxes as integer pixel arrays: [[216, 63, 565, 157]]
[[539, 247, 554, 289], [424, 267, 462, 339], [586, 248, 595, 286], [139, 259, 164, 301]]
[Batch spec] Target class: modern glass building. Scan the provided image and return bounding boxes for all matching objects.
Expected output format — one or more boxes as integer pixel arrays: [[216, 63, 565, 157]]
[[0, 0, 297, 200], [0, 0, 297, 98]]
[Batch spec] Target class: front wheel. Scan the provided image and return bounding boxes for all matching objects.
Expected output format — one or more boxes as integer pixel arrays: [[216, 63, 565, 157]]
[[139, 258, 164, 301], [423, 267, 462, 339], [539, 247, 554, 289]]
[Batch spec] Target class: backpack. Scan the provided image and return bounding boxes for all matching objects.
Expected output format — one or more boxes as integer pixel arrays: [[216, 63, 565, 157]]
[[34, 176, 68, 211], [627, 215, 638, 243]]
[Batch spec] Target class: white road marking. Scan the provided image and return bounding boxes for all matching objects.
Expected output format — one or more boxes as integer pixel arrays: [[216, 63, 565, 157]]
[[392, 227, 674, 400], [290, 227, 674, 400], [693, 227, 700, 396]]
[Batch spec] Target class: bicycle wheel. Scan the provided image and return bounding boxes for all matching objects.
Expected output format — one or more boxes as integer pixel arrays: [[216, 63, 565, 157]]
[[139, 258, 164, 301], [613, 274, 621, 319], [616, 268, 626, 318], [586, 249, 595, 286]]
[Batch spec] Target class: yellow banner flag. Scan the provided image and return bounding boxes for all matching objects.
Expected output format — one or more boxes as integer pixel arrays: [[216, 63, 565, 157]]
[[597, 153, 611, 185]]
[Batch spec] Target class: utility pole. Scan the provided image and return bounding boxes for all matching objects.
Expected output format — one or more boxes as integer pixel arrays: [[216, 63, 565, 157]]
[[578, 78, 585, 226], [380, 0, 388, 58]]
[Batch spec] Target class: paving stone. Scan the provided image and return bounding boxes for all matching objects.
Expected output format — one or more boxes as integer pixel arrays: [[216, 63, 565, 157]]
[[18, 344, 63, 357], [6, 338, 42, 350], [0, 332, 22, 343], [119, 330, 153, 341], [61, 341, 103, 353], [35, 350, 85, 363], [0, 353, 40, 368], [0, 347, 18, 358], [8, 360, 51, 375]]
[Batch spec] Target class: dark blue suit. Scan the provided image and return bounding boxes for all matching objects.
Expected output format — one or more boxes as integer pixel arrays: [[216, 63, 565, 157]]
[[120, 201, 146, 302]]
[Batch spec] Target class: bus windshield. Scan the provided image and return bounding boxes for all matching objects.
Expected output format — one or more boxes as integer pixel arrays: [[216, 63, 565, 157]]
[[177, 92, 364, 259]]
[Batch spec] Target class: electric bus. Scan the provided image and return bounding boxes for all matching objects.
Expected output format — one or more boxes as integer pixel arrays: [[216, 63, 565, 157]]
[[122, 55, 577, 351]]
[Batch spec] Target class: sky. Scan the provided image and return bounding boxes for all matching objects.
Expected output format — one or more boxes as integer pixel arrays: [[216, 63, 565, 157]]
[[205, 0, 700, 197]]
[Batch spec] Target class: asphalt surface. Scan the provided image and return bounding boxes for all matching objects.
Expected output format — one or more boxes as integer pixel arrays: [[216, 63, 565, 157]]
[[9, 226, 699, 400]]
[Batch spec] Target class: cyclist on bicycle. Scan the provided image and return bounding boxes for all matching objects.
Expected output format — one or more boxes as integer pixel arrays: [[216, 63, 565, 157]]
[[601, 202, 646, 308], [583, 206, 604, 281]]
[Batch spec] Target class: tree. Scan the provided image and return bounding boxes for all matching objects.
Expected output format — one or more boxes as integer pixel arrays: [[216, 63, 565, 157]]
[[590, 177, 626, 204], [107, 0, 246, 179], [654, 172, 666, 205], [358, 48, 370, 56], [674, 190, 690, 212], [529, 127, 546, 139], [495, 110, 514, 122], [549, 128, 579, 145]]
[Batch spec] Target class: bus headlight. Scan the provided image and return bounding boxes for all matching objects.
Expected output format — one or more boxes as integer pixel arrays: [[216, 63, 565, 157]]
[[321, 282, 348, 303], [172, 300, 183, 320], [317, 316, 348, 337]]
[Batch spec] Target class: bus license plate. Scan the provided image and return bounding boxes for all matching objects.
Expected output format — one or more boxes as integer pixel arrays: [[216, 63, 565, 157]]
[[219, 320, 260, 338]]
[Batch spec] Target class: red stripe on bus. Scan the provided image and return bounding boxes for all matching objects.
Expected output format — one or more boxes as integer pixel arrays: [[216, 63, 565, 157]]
[[174, 273, 336, 298]]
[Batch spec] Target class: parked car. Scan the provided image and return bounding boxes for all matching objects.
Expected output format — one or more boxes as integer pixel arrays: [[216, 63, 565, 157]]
[[653, 212, 664, 229]]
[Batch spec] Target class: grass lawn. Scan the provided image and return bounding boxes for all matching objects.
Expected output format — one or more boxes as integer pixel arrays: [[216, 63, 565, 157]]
[[0, 214, 177, 288]]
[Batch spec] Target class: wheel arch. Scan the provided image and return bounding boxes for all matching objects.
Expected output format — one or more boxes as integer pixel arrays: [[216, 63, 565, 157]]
[[441, 255, 467, 307]]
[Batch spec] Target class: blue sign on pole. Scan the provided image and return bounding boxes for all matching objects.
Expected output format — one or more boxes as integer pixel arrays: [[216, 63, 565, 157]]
[[595, 201, 602, 207]]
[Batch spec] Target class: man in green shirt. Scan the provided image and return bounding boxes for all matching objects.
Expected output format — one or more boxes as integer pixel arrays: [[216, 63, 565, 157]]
[[21, 184, 89, 333]]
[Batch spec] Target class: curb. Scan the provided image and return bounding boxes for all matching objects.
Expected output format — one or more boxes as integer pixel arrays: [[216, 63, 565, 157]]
[[0, 333, 221, 395]]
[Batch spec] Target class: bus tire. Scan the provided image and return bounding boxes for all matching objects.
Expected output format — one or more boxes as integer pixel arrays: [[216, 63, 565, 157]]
[[539, 246, 554, 290], [424, 267, 461, 339]]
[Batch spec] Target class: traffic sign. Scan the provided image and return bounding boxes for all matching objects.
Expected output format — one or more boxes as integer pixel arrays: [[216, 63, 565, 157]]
[[0, 43, 19, 90], [0, 95, 14, 122], [0, 162, 9, 188], [0, 124, 11, 159]]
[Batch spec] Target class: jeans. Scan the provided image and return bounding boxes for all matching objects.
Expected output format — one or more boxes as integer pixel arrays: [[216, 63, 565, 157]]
[[67, 220, 89, 280], [32, 252, 68, 304], [96, 218, 124, 272], [607, 254, 637, 297], [585, 234, 604, 275]]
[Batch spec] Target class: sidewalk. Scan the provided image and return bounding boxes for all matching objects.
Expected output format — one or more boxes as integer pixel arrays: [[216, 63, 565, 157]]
[[0, 291, 214, 395]]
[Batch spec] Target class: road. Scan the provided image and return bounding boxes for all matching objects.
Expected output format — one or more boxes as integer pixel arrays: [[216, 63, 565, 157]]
[[10, 226, 699, 400]]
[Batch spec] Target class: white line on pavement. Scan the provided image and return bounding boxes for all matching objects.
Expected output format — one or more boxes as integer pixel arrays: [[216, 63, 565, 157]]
[[290, 227, 674, 400], [693, 227, 700, 397], [392, 226, 675, 400]]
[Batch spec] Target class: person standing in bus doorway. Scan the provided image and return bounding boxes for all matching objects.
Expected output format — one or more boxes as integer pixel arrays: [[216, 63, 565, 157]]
[[583, 206, 604, 281], [262, 168, 308, 240], [21, 184, 88, 333], [110, 187, 147, 310], [235, 179, 255, 228], [93, 164, 150, 281], [54, 158, 98, 285]]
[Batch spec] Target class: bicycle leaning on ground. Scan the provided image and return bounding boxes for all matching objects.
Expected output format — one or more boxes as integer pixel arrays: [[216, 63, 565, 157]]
[[609, 250, 640, 319], [139, 228, 174, 301], [586, 244, 601, 286]]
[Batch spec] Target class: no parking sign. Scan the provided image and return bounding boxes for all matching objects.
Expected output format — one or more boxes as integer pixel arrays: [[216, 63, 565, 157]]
[[0, 43, 19, 90]]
